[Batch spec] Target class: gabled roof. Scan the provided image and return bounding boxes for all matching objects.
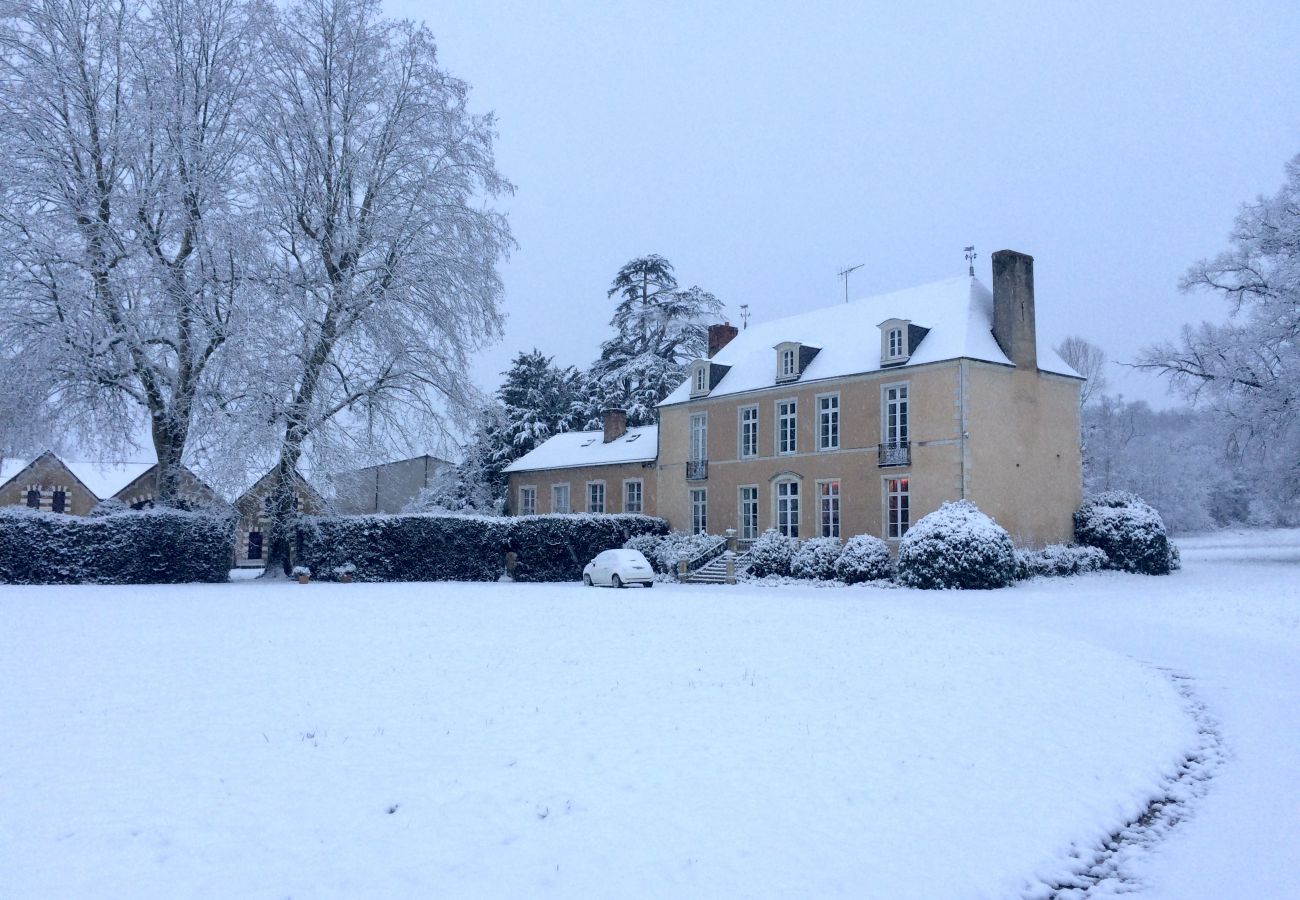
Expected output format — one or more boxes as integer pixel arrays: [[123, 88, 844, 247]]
[[660, 277, 1081, 406], [503, 426, 658, 474], [0, 451, 156, 499]]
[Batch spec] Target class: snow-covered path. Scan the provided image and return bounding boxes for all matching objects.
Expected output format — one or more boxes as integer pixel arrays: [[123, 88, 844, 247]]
[[911, 529, 1300, 899]]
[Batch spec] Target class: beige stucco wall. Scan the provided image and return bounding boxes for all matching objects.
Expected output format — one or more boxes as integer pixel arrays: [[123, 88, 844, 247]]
[[507, 463, 657, 516], [964, 363, 1082, 546], [0, 455, 99, 515]]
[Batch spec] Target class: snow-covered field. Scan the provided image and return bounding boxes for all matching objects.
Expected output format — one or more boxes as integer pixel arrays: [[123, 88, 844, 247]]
[[0, 530, 1296, 899]]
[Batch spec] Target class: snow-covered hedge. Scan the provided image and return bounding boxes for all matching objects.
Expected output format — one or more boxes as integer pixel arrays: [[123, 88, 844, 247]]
[[509, 514, 669, 582], [0, 506, 235, 584], [834, 534, 894, 584], [1014, 544, 1109, 579], [296, 514, 510, 582], [790, 537, 842, 580], [624, 531, 720, 576], [1073, 492, 1179, 576], [296, 512, 668, 583], [748, 529, 798, 578], [895, 500, 1017, 590]]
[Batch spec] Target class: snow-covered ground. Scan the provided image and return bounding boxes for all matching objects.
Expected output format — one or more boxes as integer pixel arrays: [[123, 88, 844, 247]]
[[0, 530, 1295, 898]]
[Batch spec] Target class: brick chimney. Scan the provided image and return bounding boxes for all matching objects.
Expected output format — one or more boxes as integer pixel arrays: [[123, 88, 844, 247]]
[[991, 250, 1037, 371], [602, 408, 627, 443], [707, 322, 739, 358]]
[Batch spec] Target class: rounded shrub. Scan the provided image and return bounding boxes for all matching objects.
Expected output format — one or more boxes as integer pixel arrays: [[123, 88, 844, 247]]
[[834, 534, 893, 583], [895, 500, 1017, 590], [1073, 491, 1177, 575], [747, 529, 798, 578], [790, 537, 842, 580]]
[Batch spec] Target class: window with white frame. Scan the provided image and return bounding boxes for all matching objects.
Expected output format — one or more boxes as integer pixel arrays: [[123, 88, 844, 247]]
[[739, 405, 759, 458], [623, 479, 643, 514], [690, 488, 708, 535], [886, 477, 910, 538], [551, 483, 570, 514], [689, 412, 708, 462], [693, 364, 708, 394], [888, 327, 904, 358], [817, 393, 839, 451], [777, 399, 797, 455], [775, 480, 800, 537], [883, 383, 909, 446], [780, 348, 797, 378], [739, 485, 759, 541], [818, 479, 841, 538], [587, 481, 605, 513], [518, 485, 537, 516]]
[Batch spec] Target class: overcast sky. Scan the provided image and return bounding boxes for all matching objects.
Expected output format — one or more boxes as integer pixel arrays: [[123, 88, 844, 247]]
[[392, 0, 1299, 408]]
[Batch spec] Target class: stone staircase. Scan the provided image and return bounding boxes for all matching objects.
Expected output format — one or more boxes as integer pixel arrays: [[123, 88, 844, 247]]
[[682, 550, 752, 584]]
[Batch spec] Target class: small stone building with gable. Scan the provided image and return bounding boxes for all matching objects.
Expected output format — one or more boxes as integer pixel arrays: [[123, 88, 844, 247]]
[[504, 250, 1084, 547], [0, 451, 222, 514]]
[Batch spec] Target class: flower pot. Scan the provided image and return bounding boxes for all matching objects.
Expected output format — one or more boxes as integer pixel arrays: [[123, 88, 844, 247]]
[[339, 574, 353, 584], [297, 575, 310, 585]]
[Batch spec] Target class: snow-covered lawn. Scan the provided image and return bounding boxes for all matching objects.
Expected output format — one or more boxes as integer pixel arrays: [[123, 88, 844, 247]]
[[0, 530, 1295, 899]]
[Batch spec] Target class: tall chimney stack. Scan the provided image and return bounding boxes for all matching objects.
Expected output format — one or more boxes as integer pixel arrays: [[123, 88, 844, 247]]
[[707, 322, 739, 358], [602, 408, 627, 444], [991, 250, 1037, 371]]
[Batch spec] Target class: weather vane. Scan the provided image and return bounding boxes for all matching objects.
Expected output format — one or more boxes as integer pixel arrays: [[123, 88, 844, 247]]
[[964, 245, 977, 277], [739, 303, 750, 330], [837, 263, 864, 304]]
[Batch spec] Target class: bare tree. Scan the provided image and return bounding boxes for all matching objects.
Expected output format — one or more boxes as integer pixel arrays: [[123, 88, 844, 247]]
[[247, 0, 513, 573], [1054, 335, 1107, 408], [0, 0, 263, 499]]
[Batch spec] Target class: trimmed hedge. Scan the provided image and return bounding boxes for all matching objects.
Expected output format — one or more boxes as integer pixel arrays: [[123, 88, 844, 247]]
[[834, 534, 894, 584], [0, 506, 235, 584], [896, 500, 1017, 590], [790, 537, 842, 580], [294, 512, 668, 583], [1074, 491, 1178, 575], [1014, 544, 1109, 580]]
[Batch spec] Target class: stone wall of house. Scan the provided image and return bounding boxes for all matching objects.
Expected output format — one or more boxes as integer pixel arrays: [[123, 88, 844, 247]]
[[0, 456, 98, 516]]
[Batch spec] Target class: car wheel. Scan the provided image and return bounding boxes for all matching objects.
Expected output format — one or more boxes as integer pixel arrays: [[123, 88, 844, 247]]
[[644, 580, 654, 588], [612, 574, 624, 589], [583, 574, 592, 586]]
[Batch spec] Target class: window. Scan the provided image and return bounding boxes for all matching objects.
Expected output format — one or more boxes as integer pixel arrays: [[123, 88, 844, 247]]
[[777, 399, 797, 455], [624, 480, 643, 514], [693, 365, 707, 394], [776, 480, 800, 537], [883, 384, 909, 446], [739, 486, 759, 541], [691, 488, 708, 535], [886, 477, 910, 538], [552, 483, 570, 514], [587, 481, 605, 513], [689, 412, 708, 462], [888, 327, 904, 358], [518, 485, 537, 516], [780, 348, 797, 378], [817, 480, 841, 538], [739, 405, 759, 458], [246, 531, 263, 560], [25, 489, 40, 509], [51, 490, 66, 514], [817, 393, 839, 451]]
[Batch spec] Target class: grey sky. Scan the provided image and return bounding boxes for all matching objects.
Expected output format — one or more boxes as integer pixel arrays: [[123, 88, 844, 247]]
[[393, 0, 1300, 407]]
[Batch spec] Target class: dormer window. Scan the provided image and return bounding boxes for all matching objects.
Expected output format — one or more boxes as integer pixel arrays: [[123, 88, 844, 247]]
[[879, 318, 927, 367], [888, 328, 904, 358], [780, 348, 796, 378], [694, 364, 708, 394], [689, 359, 731, 398], [775, 341, 819, 383]]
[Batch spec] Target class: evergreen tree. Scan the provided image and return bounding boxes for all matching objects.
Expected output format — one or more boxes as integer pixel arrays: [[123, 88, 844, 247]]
[[494, 350, 586, 463], [585, 255, 724, 426]]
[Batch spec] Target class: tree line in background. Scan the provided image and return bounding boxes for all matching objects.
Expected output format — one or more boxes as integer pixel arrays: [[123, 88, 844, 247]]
[[0, 0, 513, 573]]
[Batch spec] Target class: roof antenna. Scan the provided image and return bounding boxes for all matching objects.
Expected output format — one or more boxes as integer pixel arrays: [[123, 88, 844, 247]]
[[738, 303, 750, 330], [837, 263, 864, 304], [964, 245, 977, 278]]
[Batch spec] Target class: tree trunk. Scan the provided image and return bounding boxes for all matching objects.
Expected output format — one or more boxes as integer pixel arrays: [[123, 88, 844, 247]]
[[150, 412, 190, 505]]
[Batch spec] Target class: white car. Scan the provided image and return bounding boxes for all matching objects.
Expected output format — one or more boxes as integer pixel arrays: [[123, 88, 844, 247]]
[[583, 548, 655, 588]]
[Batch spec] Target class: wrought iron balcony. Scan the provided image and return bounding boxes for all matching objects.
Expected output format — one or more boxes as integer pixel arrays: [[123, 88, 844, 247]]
[[686, 458, 709, 481], [877, 441, 910, 468]]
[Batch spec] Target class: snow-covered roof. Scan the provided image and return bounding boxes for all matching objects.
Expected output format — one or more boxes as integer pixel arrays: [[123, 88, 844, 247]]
[[0, 454, 156, 499], [660, 277, 1080, 406], [503, 426, 658, 474]]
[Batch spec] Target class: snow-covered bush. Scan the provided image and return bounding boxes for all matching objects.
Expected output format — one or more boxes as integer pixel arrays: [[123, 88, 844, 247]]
[[88, 498, 129, 517], [790, 537, 842, 580], [747, 529, 798, 578], [895, 500, 1017, 590], [1014, 544, 1109, 580], [1073, 492, 1177, 576], [507, 514, 669, 583], [0, 506, 235, 584], [627, 531, 721, 576], [834, 534, 893, 584]]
